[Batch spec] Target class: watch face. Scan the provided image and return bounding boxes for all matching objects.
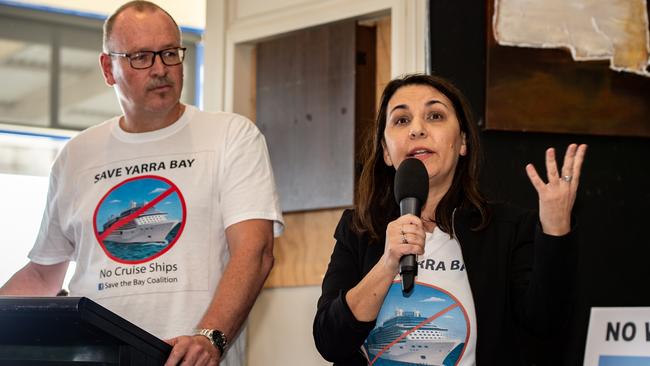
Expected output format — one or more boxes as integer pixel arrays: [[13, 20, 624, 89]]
[[211, 330, 226, 347]]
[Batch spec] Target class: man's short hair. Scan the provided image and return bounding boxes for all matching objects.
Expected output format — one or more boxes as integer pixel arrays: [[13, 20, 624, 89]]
[[103, 1, 181, 52]]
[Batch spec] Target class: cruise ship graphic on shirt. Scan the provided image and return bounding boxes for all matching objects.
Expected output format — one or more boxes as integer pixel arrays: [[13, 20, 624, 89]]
[[101, 201, 178, 244], [365, 308, 461, 365]]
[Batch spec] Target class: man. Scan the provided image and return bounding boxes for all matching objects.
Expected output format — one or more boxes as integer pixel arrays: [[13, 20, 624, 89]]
[[0, 2, 283, 365]]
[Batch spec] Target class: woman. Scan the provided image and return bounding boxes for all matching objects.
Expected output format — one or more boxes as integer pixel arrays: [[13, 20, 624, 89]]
[[313, 74, 587, 365]]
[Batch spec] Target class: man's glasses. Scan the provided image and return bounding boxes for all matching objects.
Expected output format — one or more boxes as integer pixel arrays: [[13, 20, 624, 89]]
[[108, 47, 187, 70]]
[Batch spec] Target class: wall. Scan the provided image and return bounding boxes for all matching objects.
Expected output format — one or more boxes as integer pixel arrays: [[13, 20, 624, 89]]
[[247, 286, 329, 366], [201, 2, 426, 364], [0, 173, 47, 283]]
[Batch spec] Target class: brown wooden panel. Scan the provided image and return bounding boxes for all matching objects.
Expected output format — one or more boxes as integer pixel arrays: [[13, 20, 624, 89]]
[[265, 209, 344, 288], [375, 16, 391, 109], [256, 20, 357, 212], [355, 24, 377, 186]]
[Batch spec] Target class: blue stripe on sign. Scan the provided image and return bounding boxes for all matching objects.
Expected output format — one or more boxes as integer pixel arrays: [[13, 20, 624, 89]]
[[599, 355, 650, 366]]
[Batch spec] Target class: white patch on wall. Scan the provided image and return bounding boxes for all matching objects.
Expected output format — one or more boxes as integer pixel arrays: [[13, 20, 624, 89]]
[[0, 173, 76, 288], [493, 0, 650, 77]]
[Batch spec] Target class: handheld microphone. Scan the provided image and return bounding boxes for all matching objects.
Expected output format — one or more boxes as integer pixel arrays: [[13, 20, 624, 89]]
[[393, 158, 429, 295]]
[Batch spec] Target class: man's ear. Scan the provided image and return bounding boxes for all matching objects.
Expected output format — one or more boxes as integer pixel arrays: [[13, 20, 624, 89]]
[[381, 140, 393, 166], [99, 53, 116, 86], [459, 132, 467, 156]]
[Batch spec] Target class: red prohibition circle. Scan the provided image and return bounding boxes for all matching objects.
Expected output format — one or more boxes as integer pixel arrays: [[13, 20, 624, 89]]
[[92, 175, 186, 264], [369, 281, 470, 366]]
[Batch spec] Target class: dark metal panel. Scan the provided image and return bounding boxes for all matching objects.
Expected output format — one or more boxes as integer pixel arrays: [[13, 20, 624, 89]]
[[257, 20, 357, 212]]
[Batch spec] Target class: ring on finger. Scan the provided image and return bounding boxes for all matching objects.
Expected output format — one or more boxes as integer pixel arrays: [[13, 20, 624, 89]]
[[562, 175, 572, 182]]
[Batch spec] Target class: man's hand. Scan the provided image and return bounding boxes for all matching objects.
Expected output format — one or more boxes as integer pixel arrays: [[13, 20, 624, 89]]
[[164, 335, 220, 366]]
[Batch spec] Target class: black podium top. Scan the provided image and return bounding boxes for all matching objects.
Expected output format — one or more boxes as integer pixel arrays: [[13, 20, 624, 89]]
[[0, 296, 172, 365]]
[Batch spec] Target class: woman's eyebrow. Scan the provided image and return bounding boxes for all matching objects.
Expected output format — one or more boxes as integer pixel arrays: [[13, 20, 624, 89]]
[[389, 104, 409, 115], [425, 99, 448, 108]]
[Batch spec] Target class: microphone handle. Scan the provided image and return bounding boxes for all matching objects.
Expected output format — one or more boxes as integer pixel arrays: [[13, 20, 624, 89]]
[[399, 197, 421, 295], [399, 197, 422, 217]]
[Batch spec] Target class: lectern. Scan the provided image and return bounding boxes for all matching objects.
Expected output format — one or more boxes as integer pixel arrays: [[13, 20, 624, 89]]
[[0, 297, 171, 365]]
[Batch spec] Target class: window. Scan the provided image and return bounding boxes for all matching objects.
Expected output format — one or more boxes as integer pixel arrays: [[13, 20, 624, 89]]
[[0, 4, 200, 131]]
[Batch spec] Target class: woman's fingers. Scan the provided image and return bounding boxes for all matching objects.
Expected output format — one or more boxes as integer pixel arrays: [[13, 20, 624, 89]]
[[545, 147, 560, 182], [570, 144, 588, 186], [527, 143, 587, 236], [528, 144, 588, 189], [386, 215, 426, 256], [398, 223, 425, 243], [560, 144, 577, 180], [392, 242, 425, 256], [525, 163, 545, 193], [392, 233, 424, 255]]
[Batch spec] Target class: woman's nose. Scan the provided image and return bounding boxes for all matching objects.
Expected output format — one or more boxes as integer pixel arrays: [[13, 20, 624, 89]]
[[409, 120, 427, 139]]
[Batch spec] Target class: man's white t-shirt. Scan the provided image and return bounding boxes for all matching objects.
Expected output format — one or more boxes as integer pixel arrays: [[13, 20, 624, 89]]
[[29, 105, 284, 366], [363, 228, 477, 366]]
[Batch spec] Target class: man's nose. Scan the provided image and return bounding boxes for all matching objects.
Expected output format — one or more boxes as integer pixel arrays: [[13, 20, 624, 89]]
[[149, 53, 168, 75]]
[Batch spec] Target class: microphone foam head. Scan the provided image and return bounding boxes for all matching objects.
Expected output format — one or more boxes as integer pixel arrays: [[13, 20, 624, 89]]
[[394, 158, 429, 204]]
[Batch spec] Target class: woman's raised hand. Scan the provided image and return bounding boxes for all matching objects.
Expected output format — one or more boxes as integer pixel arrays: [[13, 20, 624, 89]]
[[525, 143, 587, 236], [381, 214, 426, 274]]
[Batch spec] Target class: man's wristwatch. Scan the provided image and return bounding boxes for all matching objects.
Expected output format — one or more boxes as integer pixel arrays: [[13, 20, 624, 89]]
[[194, 328, 228, 355]]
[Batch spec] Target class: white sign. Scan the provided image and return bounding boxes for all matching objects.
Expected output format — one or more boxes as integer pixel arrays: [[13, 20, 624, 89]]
[[584, 307, 650, 366]]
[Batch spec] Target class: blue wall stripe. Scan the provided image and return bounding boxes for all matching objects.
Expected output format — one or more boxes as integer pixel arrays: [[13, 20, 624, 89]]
[[195, 41, 204, 109], [0, 0, 204, 35], [0, 129, 71, 141]]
